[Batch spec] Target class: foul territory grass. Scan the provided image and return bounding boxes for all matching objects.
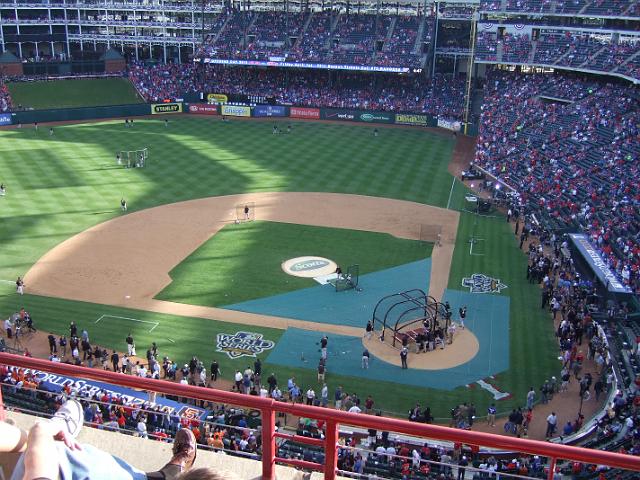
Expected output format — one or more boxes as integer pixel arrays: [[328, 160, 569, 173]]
[[157, 221, 432, 307], [6, 78, 143, 110]]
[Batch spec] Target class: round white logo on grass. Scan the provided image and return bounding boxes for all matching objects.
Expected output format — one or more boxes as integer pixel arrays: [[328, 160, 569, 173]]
[[282, 256, 337, 278]]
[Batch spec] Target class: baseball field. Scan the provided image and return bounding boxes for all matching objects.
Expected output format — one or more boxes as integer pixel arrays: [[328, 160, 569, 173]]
[[0, 105, 558, 418]]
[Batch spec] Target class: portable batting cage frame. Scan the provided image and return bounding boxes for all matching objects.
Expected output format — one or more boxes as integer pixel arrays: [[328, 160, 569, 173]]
[[371, 289, 446, 347], [119, 148, 148, 168], [335, 264, 359, 292]]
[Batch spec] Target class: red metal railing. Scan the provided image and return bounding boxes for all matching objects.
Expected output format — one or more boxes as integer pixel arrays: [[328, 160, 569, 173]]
[[1, 353, 639, 479]]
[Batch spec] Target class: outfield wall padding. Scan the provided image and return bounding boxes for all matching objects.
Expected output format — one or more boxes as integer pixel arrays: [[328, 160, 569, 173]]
[[12, 103, 151, 124]]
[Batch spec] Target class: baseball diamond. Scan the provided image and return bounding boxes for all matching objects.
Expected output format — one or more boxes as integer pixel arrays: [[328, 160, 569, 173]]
[[0, 7, 639, 474]]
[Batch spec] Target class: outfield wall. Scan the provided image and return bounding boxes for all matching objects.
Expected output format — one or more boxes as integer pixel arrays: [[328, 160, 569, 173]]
[[3, 101, 467, 132], [185, 102, 444, 128]]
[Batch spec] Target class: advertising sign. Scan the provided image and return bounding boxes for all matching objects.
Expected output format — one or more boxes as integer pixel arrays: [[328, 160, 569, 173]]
[[322, 109, 393, 124], [221, 105, 251, 117], [395, 113, 429, 126], [207, 93, 228, 104], [188, 104, 219, 115], [253, 105, 287, 117], [151, 103, 183, 114], [23, 368, 209, 420], [569, 234, 632, 294], [290, 107, 320, 119], [437, 117, 462, 131], [0, 113, 12, 126], [199, 57, 410, 74]]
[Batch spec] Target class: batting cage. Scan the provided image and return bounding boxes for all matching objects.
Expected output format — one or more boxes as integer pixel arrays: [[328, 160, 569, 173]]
[[371, 289, 446, 347], [334, 264, 359, 292], [118, 148, 148, 168]]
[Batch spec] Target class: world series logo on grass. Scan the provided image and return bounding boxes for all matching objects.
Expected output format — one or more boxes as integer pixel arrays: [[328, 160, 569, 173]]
[[216, 331, 275, 359], [462, 273, 507, 294]]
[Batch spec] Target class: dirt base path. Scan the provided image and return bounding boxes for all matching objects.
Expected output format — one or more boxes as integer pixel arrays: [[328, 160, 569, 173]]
[[25, 193, 459, 341]]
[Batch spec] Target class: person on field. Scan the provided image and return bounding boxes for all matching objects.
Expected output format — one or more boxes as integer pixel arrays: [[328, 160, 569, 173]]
[[126, 332, 135, 356], [16, 276, 24, 295]]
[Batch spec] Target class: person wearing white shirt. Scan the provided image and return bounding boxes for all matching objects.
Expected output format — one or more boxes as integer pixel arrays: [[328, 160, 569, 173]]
[[4, 318, 12, 338], [385, 444, 396, 462], [137, 419, 148, 438], [348, 405, 362, 414], [306, 388, 316, 405], [321, 384, 329, 407], [272, 387, 282, 400], [260, 386, 268, 398]]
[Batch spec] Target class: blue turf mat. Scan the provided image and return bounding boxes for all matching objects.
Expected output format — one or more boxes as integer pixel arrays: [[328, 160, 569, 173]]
[[265, 289, 509, 391], [224, 259, 431, 328]]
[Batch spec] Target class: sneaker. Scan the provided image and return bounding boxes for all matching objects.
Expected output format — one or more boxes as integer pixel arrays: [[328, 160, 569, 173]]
[[171, 428, 197, 470], [51, 399, 84, 438]]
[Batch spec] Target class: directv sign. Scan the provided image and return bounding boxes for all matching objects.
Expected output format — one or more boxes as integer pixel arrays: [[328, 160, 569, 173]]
[[0, 113, 12, 126], [197, 57, 411, 74], [569, 233, 632, 294]]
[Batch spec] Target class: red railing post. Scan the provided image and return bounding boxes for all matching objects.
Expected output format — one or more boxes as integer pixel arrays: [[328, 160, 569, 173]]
[[324, 420, 339, 480], [261, 406, 276, 480], [547, 457, 557, 480], [0, 379, 5, 421]]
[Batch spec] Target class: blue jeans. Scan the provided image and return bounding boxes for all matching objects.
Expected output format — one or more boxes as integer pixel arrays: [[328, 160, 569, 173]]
[[11, 443, 147, 480]]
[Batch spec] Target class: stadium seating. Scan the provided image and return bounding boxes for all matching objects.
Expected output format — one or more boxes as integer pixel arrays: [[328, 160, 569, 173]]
[[480, 0, 638, 16], [474, 71, 640, 294], [0, 81, 12, 112], [196, 11, 431, 68], [477, 28, 640, 81], [129, 64, 466, 119]]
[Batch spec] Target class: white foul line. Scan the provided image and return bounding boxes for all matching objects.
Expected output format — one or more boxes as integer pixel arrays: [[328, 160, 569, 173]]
[[95, 314, 160, 333], [446, 176, 456, 210]]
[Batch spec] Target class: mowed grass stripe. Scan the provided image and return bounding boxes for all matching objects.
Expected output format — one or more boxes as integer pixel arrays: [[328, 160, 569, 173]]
[[156, 221, 433, 307]]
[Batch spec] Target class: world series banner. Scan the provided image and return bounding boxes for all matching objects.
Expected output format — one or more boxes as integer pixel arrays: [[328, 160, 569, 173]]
[[253, 105, 286, 117], [23, 368, 209, 420], [151, 103, 183, 115]]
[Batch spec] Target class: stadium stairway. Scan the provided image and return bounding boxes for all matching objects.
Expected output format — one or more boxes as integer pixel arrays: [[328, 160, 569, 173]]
[[1, 410, 327, 480]]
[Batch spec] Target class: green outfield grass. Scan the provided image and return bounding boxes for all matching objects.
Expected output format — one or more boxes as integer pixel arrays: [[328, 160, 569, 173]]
[[157, 221, 432, 307], [0, 117, 559, 417], [6, 78, 143, 110]]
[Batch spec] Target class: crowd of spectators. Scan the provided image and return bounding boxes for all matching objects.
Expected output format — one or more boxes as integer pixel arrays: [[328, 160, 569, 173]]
[[198, 9, 430, 68], [374, 15, 422, 67], [128, 63, 466, 118], [476, 29, 640, 81], [475, 70, 640, 294], [480, 0, 638, 16], [0, 80, 12, 112]]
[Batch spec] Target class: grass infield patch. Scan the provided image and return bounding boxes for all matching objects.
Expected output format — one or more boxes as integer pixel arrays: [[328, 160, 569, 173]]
[[7, 78, 143, 110], [156, 221, 432, 307]]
